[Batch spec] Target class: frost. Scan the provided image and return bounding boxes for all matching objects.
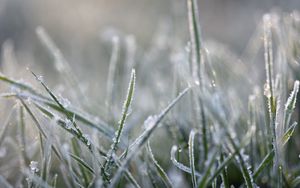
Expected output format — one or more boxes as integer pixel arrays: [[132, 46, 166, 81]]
[[64, 118, 73, 129], [37, 75, 44, 82], [285, 80, 299, 112], [62, 143, 69, 152], [83, 134, 91, 147], [143, 115, 158, 131], [263, 83, 271, 98], [29, 161, 39, 173], [58, 95, 71, 108]]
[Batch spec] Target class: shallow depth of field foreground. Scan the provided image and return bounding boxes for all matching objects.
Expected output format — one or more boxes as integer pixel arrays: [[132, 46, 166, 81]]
[[1, 0, 300, 187]]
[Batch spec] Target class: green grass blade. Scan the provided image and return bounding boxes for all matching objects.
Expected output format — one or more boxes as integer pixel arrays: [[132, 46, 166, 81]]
[[31, 71, 95, 153], [51, 174, 57, 188], [120, 87, 190, 159], [198, 149, 218, 188], [187, 0, 208, 160], [108, 87, 190, 188], [147, 141, 173, 188], [170, 145, 202, 177], [254, 122, 297, 179], [188, 129, 197, 188], [0, 73, 114, 139], [18, 105, 30, 165], [104, 69, 135, 171], [69, 153, 95, 175], [0, 72, 46, 99], [71, 139, 91, 187], [219, 152, 229, 188]]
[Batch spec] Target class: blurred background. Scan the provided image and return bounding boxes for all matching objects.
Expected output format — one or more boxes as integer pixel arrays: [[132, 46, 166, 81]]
[[0, 0, 298, 94], [1, 0, 300, 63], [0, 0, 300, 125]]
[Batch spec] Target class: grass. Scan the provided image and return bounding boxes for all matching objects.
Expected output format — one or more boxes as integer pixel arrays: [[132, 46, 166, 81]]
[[0, 1, 300, 188]]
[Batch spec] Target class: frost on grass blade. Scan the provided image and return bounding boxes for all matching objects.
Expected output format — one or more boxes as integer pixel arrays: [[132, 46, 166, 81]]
[[284, 80, 300, 129], [188, 129, 197, 188], [198, 149, 218, 188], [71, 139, 91, 187], [0, 72, 115, 139], [31, 71, 95, 153], [187, 0, 202, 80], [108, 87, 190, 188], [187, 0, 208, 160], [103, 69, 135, 180], [253, 122, 297, 179], [0, 72, 46, 100], [170, 145, 202, 178], [119, 87, 190, 160], [147, 142, 173, 188]]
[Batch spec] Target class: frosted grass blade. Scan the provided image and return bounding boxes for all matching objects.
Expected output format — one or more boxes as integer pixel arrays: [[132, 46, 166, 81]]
[[187, 0, 208, 160], [147, 142, 173, 188], [104, 69, 135, 172], [188, 129, 197, 188], [170, 145, 202, 178], [109, 87, 190, 188]]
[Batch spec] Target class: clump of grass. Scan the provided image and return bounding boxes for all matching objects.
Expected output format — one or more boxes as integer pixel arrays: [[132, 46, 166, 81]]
[[0, 1, 300, 188]]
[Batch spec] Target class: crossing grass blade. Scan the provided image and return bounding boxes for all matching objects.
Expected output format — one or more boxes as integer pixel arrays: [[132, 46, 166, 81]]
[[0, 73, 115, 139], [254, 122, 297, 179], [108, 87, 190, 188]]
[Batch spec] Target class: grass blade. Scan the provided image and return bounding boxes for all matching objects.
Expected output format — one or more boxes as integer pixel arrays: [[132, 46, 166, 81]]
[[108, 87, 190, 188], [187, 0, 208, 160], [254, 122, 297, 179], [104, 69, 135, 173], [71, 139, 91, 187], [198, 149, 218, 188], [69, 153, 95, 175], [170, 145, 202, 178], [188, 129, 197, 188], [147, 141, 173, 188]]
